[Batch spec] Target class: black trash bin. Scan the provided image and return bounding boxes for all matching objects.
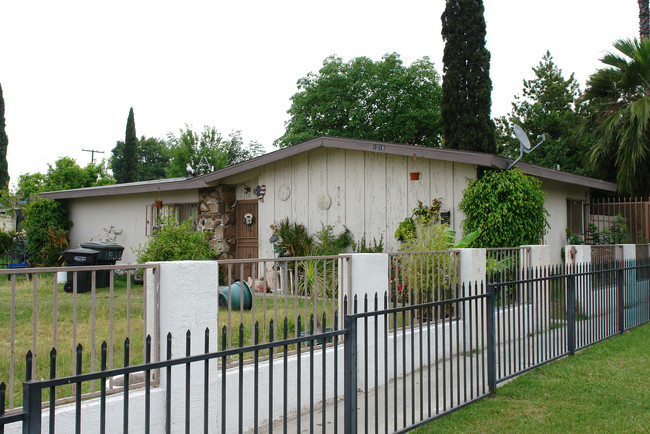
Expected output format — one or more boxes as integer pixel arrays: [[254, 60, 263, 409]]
[[63, 248, 99, 293], [80, 242, 124, 288]]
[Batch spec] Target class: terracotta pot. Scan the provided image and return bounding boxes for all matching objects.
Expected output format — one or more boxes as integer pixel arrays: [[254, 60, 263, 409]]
[[154, 200, 163, 208], [410, 172, 420, 181]]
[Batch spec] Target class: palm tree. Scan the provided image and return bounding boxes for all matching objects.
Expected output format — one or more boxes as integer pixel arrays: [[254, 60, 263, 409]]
[[640, 0, 649, 40], [582, 38, 650, 196]]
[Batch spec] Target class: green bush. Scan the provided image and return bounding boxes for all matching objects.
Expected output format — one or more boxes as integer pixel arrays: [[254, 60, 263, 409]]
[[23, 198, 72, 266], [459, 169, 549, 248], [0, 230, 15, 255], [353, 235, 384, 253], [135, 214, 215, 262]]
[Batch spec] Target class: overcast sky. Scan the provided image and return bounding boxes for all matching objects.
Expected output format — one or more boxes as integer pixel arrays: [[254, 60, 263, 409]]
[[1, 1, 639, 188]]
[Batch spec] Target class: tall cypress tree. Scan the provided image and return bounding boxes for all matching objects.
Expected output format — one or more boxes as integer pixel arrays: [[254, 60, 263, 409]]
[[120, 107, 138, 183], [441, 0, 496, 153], [0, 83, 9, 189]]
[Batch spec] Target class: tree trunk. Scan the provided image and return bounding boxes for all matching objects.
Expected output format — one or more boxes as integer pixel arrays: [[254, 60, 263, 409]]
[[640, 0, 649, 40]]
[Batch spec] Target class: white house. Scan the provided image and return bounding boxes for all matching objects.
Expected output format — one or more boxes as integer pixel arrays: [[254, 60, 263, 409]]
[[41, 136, 616, 265]]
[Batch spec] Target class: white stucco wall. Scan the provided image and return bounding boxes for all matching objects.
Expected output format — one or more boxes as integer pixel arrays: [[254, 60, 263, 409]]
[[539, 179, 590, 264], [64, 190, 198, 264]]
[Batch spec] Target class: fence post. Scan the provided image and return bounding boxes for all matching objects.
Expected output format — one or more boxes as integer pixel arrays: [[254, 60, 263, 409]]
[[486, 284, 496, 394], [618, 263, 625, 334], [344, 314, 357, 434], [22, 381, 42, 434], [566, 269, 576, 355]]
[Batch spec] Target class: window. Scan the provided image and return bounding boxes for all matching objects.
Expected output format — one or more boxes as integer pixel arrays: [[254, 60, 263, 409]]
[[146, 202, 198, 236]]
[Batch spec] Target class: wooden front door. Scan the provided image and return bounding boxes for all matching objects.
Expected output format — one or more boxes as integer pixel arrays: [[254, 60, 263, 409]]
[[235, 200, 258, 279]]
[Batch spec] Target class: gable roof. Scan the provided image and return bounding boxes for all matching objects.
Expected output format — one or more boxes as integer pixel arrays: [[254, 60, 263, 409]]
[[40, 136, 617, 200]]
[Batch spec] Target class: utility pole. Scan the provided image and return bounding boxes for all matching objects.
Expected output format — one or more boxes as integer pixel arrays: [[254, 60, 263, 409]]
[[82, 148, 104, 163]]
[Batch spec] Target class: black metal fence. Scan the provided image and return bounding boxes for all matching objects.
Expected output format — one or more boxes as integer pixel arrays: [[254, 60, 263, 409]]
[[1, 260, 649, 433]]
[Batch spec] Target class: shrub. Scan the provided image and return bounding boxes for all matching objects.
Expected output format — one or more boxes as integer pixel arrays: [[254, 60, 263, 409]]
[[23, 198, 72, 266], [459, 169, 549, 248], [0, 230, 14, 255], [353, 235, 384, 253], [135, 214, 215, 262]]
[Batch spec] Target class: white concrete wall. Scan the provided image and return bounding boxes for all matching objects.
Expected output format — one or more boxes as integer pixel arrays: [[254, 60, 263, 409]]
[[64, 190, 198, 264], [541, 179, 590, 265]]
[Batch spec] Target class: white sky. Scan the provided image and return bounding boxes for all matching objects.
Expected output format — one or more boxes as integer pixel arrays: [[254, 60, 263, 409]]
[[1, 1, 639, 189]]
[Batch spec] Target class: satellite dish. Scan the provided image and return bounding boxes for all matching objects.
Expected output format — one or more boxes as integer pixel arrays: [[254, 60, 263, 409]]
[[507, 125, 546, 169], [513, 124, 531, 152]]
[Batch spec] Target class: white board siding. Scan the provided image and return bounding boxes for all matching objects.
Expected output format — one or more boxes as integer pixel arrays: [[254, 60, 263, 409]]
[[452, 163, 476, 234], [272, 158, 292, 224], [291, 152, 310, 227], [364, 151, 387, 244], [345, 150, 366, 240], [255, 148, 479, 258], [385, 155, 409, 252], [327, 149, 346, 232], [308, 147, 328, 231]]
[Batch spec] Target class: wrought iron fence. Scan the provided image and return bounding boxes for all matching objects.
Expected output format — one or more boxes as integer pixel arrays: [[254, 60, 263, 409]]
[[216, 255, 350, 354], [2, 260, 649, 433], [388, 251, 459, 320]]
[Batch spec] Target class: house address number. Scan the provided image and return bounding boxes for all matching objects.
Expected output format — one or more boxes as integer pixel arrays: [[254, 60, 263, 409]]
[[373, 144, 385, 151]]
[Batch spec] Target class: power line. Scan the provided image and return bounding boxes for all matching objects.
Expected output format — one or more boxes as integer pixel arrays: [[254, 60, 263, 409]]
[[82, 148, 105, 163]]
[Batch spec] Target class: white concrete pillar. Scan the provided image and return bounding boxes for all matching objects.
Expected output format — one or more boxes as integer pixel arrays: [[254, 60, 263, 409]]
[[458, 248, 486, 352], [347, 253, 389, 306], [458, 248, 486, 286], [157, 261, 220, 433], [619, 244, 636, 261], [346, 253, 389, 389], [522, 245, 551, 268], [565, 244, 591, 266]]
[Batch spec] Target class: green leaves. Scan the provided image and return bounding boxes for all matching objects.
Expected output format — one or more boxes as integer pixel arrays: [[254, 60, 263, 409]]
[[582, 38, 650, 195], [23, 197, 72, 266], [275, 53, 443, 148], [441, 0, 495, 153], [458, 169, 549, 248], [495, 51, 588, 175], [17, 157, 114, 199], [165, 127, 263, 178], [135, 214, 215, 263]]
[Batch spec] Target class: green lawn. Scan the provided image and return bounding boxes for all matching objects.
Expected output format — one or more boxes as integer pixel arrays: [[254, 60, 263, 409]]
[[417, 322, 650, 433], [0, 273, 145, 407]]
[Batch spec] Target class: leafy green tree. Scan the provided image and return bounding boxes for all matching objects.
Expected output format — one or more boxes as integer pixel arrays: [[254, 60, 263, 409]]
[[23, 197, 72, 266], [139, 136, 171, 180], [0, 83, 9, 189], [166, 127, 264, 177], [275, 53, 443, 148], [441, 0, 496, 153], [16, 172, 46, 199], [111, 136, 170, 181], [459, 169, 549, 248], [495, 52, 590, 175], [581, 38, 650, 196], [16, 157, 114, 199], [114, 107, 138, 183]]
